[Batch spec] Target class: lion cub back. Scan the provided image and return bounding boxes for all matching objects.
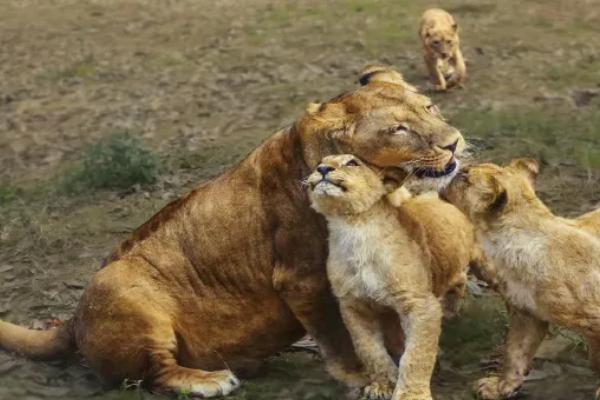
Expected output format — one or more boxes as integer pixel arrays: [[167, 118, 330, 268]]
[[398, 194, 475, 296]]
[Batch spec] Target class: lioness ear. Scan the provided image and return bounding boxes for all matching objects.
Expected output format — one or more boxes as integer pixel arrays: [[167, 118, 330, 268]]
[[509, 157, 539, 185], [358, 65, 418, 92]]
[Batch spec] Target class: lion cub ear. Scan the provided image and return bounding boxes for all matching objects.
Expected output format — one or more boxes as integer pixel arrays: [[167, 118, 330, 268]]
[[452, 22, 458, 32], [509, 158, 539, 185], [305, 102, 323, 114], [486, 176, 508, 215]]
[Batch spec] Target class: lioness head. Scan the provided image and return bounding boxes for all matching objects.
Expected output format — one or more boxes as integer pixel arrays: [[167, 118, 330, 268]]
[[441, 158, 540, 222], [307, 154, 394, 216], [297, 70, 464, 190], [423, 25, 458, 60]]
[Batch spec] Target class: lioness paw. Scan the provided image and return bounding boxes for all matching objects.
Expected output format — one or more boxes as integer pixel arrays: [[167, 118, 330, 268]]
[[164, 369, 240, 398], [361, 381, 393, 400]]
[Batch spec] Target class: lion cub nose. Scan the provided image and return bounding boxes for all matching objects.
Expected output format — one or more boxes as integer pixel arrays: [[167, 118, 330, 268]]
[[317, 165, 334, 177]]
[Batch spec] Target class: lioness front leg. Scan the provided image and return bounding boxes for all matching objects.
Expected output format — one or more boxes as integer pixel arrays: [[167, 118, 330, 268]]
[[476, 309, 548, 400], [340, 300, 398, 400], [275, 271, 367, 388], [392, 293, 442, 400]]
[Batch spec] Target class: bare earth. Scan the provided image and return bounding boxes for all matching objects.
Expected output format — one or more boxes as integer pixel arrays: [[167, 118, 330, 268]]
[[1, 0, 599, 399]]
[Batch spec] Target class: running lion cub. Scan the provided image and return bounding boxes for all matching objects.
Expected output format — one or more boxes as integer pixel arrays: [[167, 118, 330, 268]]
[[442, 159, 600, 400], [307, 154, 477, 400], [419, 8, 466, 91]]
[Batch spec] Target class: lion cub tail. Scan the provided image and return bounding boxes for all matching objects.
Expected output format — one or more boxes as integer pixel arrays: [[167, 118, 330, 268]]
[[0, 318, 75, 360]]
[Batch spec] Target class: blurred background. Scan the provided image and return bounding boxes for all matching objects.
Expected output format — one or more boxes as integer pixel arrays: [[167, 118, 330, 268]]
[[0, 0, 599, 399]]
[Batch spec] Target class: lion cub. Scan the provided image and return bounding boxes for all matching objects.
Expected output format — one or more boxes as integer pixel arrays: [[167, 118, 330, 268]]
[[442, 158, 600, 400], [308, 154, 476, 400], [419, 8, 466, 91]]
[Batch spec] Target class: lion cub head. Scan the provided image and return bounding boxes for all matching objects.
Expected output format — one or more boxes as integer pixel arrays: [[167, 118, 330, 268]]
[[420, 9, 459, 60], [307, 154, 397, 216], [441, 158, 540, 223]]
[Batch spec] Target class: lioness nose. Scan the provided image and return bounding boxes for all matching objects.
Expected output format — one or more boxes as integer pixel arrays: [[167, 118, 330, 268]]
[[317, 165, 334, 176], [442, 139, 459, 154]]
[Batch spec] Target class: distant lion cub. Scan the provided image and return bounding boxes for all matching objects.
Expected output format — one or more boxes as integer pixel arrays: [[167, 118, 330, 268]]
[[442, 159, 600, 400], [419, 8, 466, 91], [308, 154, 476, 400]]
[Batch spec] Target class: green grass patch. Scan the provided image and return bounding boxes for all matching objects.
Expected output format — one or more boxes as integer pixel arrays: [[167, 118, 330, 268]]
[[440, 295, 507, 366], [0, 183, 19, 205], [450, 106, 600, 169], [62, 132, 160, 193], [39, 55, 98, 82]]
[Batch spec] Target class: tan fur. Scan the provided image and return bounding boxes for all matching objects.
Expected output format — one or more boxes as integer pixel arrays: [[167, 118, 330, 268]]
[[309, 155, 476, 400], [419, 8, 466, 91], [0, 70, 464, 397], [442, 159, 600, 400]]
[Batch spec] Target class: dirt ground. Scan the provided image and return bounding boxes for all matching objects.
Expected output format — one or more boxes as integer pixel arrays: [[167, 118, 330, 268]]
[[1, 0, 599, 399]]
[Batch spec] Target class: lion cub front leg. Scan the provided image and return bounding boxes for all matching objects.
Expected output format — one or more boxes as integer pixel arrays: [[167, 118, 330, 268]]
[[391, 293, 442, 400], [424, 53, 446, 91], [450, 48, 466, 87], [476, 309, 548, 400], [340, 300, 398, 400]]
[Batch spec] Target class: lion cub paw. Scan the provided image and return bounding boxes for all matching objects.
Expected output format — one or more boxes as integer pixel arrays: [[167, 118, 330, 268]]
[[393, 390, 433, 400], [476, 376, 501, 400], [361, 381, 394, 400], [476, 376, 521, 400]]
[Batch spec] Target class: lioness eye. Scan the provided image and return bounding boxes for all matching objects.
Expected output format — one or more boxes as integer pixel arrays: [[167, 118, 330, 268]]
[[389, 125, 409, 135], [346, 159, 359, 167], [426, 104, 439, 114]]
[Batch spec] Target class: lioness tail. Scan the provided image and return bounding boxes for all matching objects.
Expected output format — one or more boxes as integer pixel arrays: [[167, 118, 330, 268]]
[[0, 319, 75, 360]]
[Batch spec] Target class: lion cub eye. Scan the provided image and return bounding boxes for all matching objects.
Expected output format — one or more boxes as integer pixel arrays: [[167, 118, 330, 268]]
[[346, 159, 360, 167]]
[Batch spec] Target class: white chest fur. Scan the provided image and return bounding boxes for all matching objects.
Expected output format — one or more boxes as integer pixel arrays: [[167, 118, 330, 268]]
[[326, 213, 412, 303], [480, 229, 548, 318]]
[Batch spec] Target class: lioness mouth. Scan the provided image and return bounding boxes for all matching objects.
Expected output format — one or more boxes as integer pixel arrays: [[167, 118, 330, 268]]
[[415, 160, 457, 179]]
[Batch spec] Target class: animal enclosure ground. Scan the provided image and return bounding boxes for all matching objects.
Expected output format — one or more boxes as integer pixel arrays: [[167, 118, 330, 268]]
[[1, 0, 599, 399]]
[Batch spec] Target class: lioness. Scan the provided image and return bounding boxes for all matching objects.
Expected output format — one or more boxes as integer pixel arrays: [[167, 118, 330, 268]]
[[442, 159, 600, 400], [0, 71, 464, 397], [419, 8, 466, 91], [308, 155, 475, 400]]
